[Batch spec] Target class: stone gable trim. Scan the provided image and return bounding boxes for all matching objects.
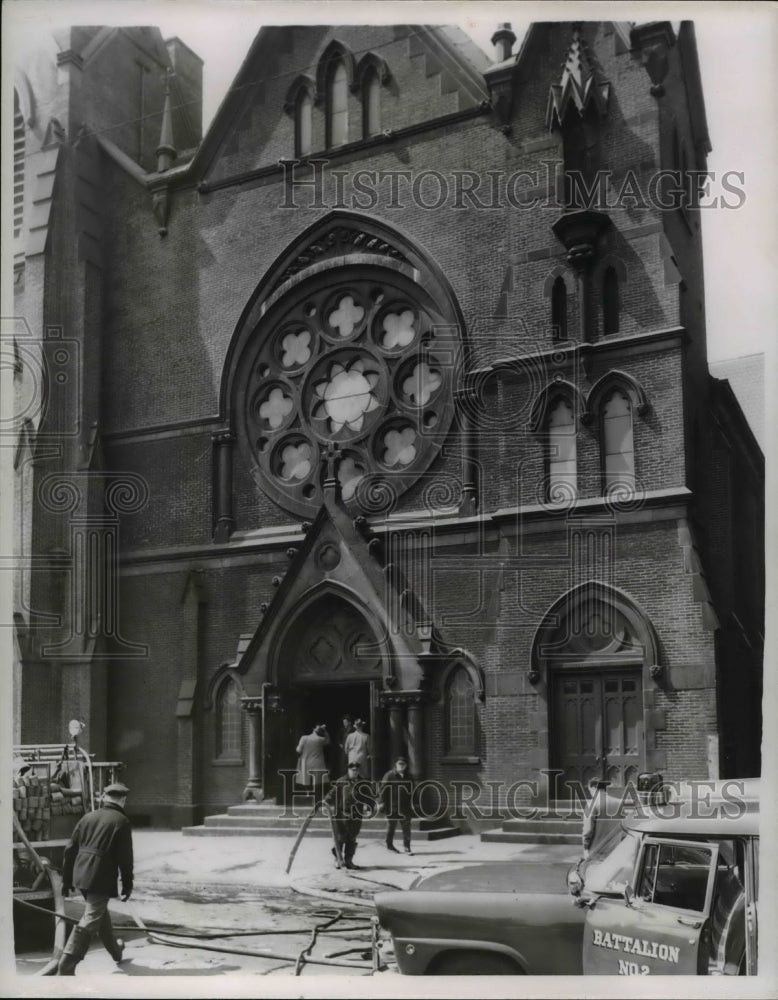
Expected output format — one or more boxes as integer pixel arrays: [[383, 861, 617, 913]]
[[197, 103, 488, 195]]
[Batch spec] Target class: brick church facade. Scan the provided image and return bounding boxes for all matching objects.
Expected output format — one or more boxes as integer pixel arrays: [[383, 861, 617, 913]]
[[11, 21, 763, 826]]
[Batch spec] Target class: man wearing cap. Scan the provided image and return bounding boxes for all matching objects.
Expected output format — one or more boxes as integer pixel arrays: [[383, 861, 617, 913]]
[[323, 761, 374, 870], [58, 782, 134, 975], [378, 757, 415, 855]]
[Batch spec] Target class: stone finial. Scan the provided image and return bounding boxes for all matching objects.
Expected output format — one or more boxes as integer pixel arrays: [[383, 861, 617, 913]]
[[546, 25, 610, 130], [156, 68, 177, 173]]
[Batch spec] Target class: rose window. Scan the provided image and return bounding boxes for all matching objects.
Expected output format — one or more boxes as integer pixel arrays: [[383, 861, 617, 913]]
[[383, 427, 417, 467], [281, 330, 311, 368], [238, 270, 459, 516], [279, 441, 313, 481], [381, 309, 416, 349], [338, 455, 366, 500], [402, 362, 442, 406], [312, 359, 380, 433], [328, 295, 365, 338], [258, 387, 294, 429]]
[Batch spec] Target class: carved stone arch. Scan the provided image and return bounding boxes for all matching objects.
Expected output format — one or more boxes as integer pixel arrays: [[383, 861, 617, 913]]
[[529, 379, 587, 433], [530, 580, 661, 686], [283, 73, 316, 114], [204, 662, 245, 711], [268, 581, 393, 687], [353, 52, 391, 92], [434, 651, 484, 705], [542, 265, 576, 298], [219, 209, 468, 421], [586, 369, 650, 419], [315, 39, 356, 103]]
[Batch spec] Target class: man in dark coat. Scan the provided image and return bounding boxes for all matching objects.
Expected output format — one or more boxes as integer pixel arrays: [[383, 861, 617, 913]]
[[58, 782, 134, 975], [323, 761, 374, 869], [378, 756, 415, 854]]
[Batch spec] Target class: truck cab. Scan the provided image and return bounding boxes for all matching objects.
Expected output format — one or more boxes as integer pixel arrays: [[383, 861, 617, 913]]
[[580, 812, 759, 976]]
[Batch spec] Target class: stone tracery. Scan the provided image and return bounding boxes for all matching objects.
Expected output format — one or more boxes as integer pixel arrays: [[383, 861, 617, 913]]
[[239, 271, 457, 515]]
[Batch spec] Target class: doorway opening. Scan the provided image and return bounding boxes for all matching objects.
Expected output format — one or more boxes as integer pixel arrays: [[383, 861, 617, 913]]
[[297, 681, 373, 778]]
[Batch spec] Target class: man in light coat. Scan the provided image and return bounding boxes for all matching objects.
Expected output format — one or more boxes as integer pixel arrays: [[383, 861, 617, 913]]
[[295, 723, 330, 803], [58, 782, 134, 975]]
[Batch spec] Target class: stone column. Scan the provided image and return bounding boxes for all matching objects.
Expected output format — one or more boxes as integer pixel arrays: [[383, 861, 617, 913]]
[[241, 697, 264, 802], [551, 210, 611, 343], [379, 694, 406, 763], [406, 696, 425, 779], [388, 700, 404, 762], [212, 430, 236, 542]]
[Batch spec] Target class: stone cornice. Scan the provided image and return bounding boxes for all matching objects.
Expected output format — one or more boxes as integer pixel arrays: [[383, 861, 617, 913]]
[[117, 487, 695, 573], [466, 325, 688, 380]]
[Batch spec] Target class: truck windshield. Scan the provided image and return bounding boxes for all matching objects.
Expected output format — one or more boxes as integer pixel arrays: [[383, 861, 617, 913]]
[[585, 827, 640, 895]]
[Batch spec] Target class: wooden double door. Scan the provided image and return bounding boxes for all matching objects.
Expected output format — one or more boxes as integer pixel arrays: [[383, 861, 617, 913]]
[[551, 669, 644, 795]]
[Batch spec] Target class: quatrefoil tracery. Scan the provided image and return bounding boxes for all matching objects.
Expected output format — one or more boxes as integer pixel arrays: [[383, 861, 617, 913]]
[[243, 275, 456, 516]]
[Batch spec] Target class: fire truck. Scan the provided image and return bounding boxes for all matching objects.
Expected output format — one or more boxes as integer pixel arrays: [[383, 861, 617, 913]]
[[373, 779, 759, 976], [12, 721, 124, 953]]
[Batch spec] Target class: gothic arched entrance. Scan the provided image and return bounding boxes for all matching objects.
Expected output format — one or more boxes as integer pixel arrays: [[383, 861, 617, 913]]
[[261, 592, 390, 799], [532, 584, 661, 796]]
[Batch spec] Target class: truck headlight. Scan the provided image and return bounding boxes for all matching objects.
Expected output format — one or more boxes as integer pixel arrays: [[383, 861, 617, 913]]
[[567, 865, 585, 896]]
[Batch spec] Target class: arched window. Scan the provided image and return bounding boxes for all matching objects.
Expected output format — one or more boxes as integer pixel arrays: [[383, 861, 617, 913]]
[[551, 276, 567, 341], [327, 60, 349, 148], [602, 266, 619, 336], [215, 678, 243, 761], [602, 389, 635, 493], [362, 68, 381, 138], [14, 90, 25, 239], [446, 666, 476, 756], [295, 89, 312, 157], [548, 398, 577, 502]]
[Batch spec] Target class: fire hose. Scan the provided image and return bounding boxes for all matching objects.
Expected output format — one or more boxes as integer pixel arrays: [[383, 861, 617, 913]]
[[18, 886, 382, 975], [17, 797, 386, 975], [124, 903, 377, 973]]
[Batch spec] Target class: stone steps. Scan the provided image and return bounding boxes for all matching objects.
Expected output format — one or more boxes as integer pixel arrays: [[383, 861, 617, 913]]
[[479, 802, 585, 846], [182, 801, 461, 840], [481, 829, 581, 845]]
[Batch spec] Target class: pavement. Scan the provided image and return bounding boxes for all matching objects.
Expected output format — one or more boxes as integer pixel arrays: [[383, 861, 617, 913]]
[[12, 827, 579, 984]]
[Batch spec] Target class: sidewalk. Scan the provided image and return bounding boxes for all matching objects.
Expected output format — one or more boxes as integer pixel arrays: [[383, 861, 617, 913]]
[[18, 828, 579, 978], [128, 826, 579, 912]]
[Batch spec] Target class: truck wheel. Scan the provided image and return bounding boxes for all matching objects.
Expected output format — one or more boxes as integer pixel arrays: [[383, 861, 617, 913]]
[[428, 950, 522, 975]]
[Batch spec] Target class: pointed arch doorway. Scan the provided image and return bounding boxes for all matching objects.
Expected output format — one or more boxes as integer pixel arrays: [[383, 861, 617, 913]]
[[534, 584, 660, 796], [261, 592, 390, 801]]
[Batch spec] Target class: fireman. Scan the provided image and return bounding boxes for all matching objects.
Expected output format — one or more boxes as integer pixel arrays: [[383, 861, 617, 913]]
[[58, 782, 134, 975]]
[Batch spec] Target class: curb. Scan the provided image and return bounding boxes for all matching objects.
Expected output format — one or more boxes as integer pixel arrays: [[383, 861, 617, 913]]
[[288, 874, 376, 909]]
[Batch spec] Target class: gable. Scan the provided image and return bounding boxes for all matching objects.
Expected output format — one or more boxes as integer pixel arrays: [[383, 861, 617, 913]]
[[200, 24, 490, 183], [235, 486, 434, 694]]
